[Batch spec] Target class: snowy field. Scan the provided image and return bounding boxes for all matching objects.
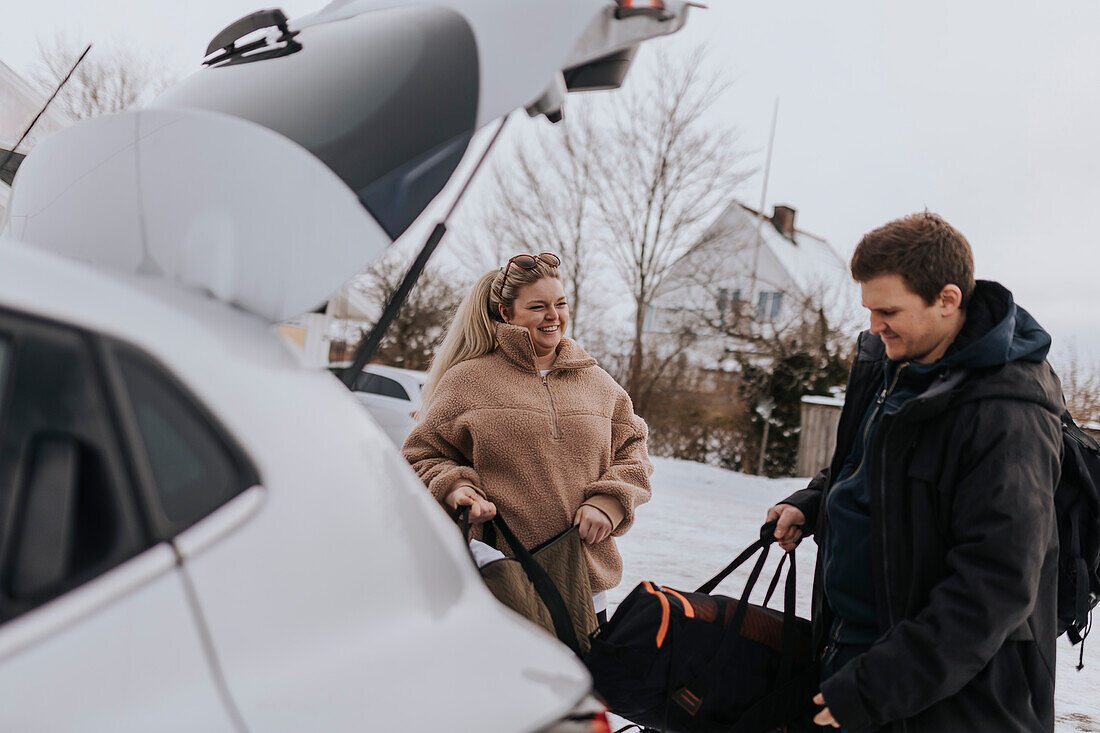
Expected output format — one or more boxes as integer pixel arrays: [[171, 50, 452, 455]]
[[609, 457, 1100, 732]]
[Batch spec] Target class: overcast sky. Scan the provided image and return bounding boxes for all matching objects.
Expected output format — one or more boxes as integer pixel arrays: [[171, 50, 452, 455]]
[[3, 1, 1098, 362]]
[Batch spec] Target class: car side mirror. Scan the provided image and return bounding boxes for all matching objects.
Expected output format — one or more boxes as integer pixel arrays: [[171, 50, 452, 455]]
[[7, 434, 81, 599]]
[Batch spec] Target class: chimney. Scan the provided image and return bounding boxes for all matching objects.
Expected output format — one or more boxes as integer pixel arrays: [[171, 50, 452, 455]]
[[771, 204, 797, 239]]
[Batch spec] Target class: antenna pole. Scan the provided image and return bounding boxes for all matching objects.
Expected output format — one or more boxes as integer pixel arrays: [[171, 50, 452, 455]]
[[749, 97, 779, 305], [0, 44, 91, 176]]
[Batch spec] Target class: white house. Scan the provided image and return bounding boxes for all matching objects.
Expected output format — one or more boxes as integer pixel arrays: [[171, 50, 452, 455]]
[[646, 201, 854, 362], [1, 59, 70, 222], [277, 280, 378, 366]]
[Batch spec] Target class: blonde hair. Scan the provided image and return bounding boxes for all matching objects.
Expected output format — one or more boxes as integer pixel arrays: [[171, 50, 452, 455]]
[[421, 258, 561, 410]]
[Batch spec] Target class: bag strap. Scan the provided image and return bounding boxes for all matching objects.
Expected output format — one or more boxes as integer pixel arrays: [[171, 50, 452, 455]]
[[458, 507, 584, 657], [459, 507, 500, 550], [695, 520, 778, 594], [678, 530, 774, 704], [457, 507, 479, 565], [763, 552, 787, 609], [492, 513, 584, 657], [481, 520, 499, 551], [776, 547, 798, 682], [676, 521, 804, 718]]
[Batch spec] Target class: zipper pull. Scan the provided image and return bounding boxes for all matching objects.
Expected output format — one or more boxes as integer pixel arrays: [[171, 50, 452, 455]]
[[877, 389, 886, 405]]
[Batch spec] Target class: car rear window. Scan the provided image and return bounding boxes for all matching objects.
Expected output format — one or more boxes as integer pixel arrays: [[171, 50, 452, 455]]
[[113, 347, 257, 532]]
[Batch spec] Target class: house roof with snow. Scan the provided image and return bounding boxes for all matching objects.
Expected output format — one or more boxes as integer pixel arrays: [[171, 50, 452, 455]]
[[650, 201, 854, 336], [696, 201, 849, 302], [741, 204, 847, 299]]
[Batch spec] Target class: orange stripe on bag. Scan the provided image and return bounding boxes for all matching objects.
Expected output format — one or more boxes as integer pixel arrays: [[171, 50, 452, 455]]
[[662, 587, 695, 619], [642, 581, 671, 648]]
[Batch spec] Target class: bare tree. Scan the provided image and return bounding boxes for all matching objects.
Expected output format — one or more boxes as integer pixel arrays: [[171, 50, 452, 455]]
[[1056, 350, 1100, 425], [339, 254, 464, 371], [31, 34, 174, 120], [586, 46, 751, 409], [475, 108, 601, 339], [471, 46, 749, 401]]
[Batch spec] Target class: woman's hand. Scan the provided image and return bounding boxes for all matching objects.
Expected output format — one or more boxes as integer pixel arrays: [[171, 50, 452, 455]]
[[574, 505, 613, 545], [766, 503, 806, 551], [447, 485, 496, 524]]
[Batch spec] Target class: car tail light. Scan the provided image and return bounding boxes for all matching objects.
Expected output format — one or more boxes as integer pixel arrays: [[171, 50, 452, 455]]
[[541, 695, 612, 732], [589, 710, 612, 733]]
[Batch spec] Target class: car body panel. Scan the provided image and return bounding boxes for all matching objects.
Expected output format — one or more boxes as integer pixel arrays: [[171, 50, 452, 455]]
[[0, 238, 589, 730], [155, 5, 480, 242], [0, 545, 237, 733], [4, 0, 694, 324], [2, 107, 387, 322], [0, 1, 694, 727], [298, 0, 694, 128]]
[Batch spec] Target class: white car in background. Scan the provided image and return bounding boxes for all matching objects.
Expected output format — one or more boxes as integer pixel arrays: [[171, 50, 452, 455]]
[[0, 0, 693, 730], [328, 362, 427, 446]]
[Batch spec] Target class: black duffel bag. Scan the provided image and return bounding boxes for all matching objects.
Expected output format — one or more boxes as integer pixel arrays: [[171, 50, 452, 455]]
[[586, 521, 819, 733]]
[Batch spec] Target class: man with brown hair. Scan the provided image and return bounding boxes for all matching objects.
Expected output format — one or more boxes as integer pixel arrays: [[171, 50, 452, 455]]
[[767, 212, 1063, 731]]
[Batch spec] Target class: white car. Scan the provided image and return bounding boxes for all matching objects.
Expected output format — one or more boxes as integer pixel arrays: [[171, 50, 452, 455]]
[[0, 0, 693, 730], [328, 363, 428, 446]]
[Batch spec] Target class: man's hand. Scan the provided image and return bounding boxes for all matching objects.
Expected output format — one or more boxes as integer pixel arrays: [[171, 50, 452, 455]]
[[447, 485, 496, 524], [766, 503, 806, 551], [813, 693, 839, 728], [574, 505, 613, 545]]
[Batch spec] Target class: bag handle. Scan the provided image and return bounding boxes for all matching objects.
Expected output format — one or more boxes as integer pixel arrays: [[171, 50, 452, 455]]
[[457, 507, 584, 657], [763, 551, 787, 609], [695, 520, 779, 594], [685, 527, 776, 689], [726, 556, 803, 733], [776, 546, 799, 682], [676, 521, 801, 717]]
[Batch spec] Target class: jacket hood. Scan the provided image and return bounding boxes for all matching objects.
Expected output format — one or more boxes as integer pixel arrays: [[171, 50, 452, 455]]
[[880, 281, 1063, 422], [495, 323, 597, 374], [942, 280, 1051, 370]]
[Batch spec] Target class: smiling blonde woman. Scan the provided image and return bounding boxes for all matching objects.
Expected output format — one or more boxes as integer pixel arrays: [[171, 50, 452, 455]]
[[402, 253, 652, 618]]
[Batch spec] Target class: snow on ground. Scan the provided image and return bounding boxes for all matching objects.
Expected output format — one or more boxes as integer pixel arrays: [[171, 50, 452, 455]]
[[609, 457, 1100, 732]]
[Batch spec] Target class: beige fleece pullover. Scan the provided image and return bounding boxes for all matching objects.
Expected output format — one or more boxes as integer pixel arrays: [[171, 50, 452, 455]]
[[402, 324, 652, 593]]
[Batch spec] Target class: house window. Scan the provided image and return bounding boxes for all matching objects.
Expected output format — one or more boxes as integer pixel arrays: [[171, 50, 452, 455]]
[[716, 289, 741, 325], [717, 288, 743, 312], [757, 291, 784, 322]]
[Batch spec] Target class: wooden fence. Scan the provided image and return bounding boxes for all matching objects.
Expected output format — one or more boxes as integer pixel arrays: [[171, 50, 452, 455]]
[[796, 395, 844, 478]]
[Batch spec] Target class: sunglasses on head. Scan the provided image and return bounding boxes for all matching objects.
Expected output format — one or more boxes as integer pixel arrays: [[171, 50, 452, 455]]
[[499, 252, 561, 295]]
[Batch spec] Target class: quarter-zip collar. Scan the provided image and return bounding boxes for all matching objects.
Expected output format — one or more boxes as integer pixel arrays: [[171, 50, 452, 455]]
[[495, 323, 597, 375]]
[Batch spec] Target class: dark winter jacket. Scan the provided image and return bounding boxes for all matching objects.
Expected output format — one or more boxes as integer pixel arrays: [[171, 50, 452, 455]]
[[781, 281, 1064, 732], [822, 357, 943, 646]]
